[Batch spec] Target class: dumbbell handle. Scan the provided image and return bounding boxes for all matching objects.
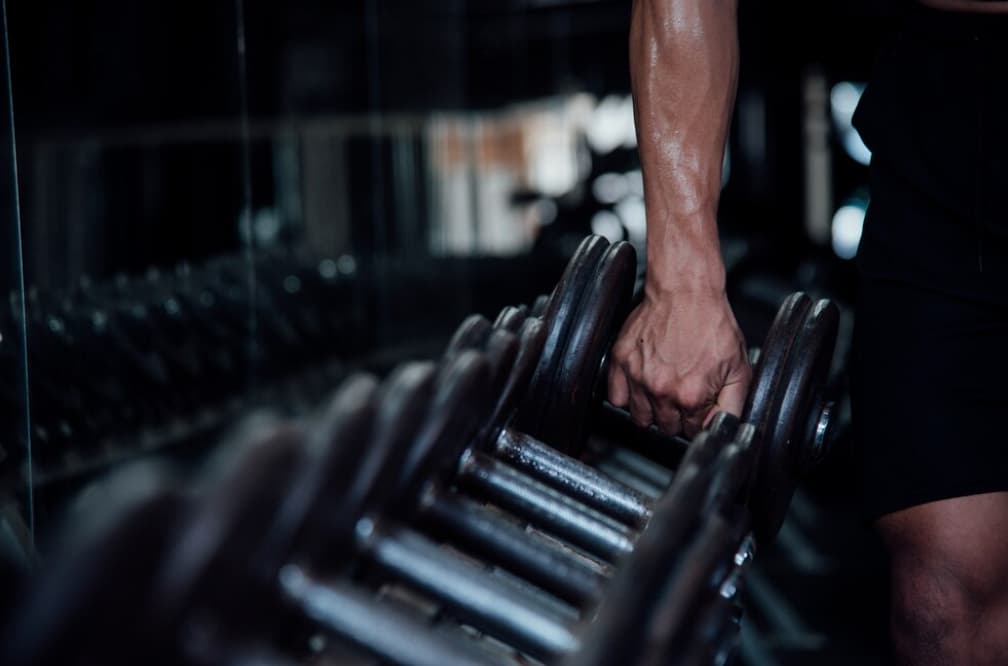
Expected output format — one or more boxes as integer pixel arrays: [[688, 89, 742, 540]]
[[595, 401, 691, 469], [355, 519, 580, 660], [456, 449, 636, 562], [493, 428, 653, 529], [417, 488, 610, 607], [278, 565, 514, 666]]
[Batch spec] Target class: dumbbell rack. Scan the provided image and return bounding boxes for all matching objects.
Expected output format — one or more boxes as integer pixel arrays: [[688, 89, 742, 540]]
[[0, 234, 839, 666], [0, 247, 559, 495]]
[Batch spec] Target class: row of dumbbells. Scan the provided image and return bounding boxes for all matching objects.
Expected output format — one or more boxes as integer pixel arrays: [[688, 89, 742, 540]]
[[0, 248, 364, 472], [0, 234, 839, 665]]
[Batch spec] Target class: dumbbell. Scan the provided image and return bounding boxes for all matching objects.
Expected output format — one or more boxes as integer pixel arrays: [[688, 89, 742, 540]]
[[434, 319, 646, 563], [570, 422, 758, 666], [147, 349, 752, 665], [145, 362, 584, 663], [464, 234, 838, 543], [261, 359, 753, 665], [380, 336, 614, 606], [435, 294, 752, 565], [403, 321, 754, 610], [145, 407, 518, 666], [446, 311, 661, 533], [0, 463, 190, 666], [0, 356, 749, 666], [0, 454, 508, 666]]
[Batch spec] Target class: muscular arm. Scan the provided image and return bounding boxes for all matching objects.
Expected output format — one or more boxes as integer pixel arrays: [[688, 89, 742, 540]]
[[608, 0, 750, 437]]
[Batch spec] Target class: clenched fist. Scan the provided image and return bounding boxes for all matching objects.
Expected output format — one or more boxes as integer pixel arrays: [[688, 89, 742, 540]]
[[607, 286, 751, 438]]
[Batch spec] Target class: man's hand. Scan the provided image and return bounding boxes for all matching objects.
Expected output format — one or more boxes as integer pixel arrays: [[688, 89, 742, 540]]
[[607, 286, 751, 438]]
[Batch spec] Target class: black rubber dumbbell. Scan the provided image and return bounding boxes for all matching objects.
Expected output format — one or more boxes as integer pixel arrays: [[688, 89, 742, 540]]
[[478, 235, 839, 543], [140, 365, 581, 664]]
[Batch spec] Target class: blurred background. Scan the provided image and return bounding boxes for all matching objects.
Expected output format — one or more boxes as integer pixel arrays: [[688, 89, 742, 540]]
[[0, 0, 900, 663]]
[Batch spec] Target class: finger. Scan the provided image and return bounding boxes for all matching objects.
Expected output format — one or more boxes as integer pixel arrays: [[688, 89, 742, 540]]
[[701, 405, 720, 430], [682, 408, 711, 439], [608, 364, 630, 408], [715, 376, 749, 419], [651, 396, 683, 436], [628, 389, 654, 428]]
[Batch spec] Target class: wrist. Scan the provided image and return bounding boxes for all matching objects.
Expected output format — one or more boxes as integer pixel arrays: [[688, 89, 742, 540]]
[[644, 273, 727, 306], [645, 239, 726, 299]]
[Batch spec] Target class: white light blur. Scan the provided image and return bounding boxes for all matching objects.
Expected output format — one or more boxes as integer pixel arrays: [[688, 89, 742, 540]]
[[625, 169, 643, 197], [530, 136, 579, 196], [615, 195, 647, 245], [318, 258, 338, 279], [831, 203, 866, 260], [830, 81, 862, 120], [336, 255, 357, 275], [532, 198, 558, 226], [830, 81, 872, 166], [841, 131, 872, 167], [590, 210, 625, 243], [592, 172, 628, 204], [587, 95, 636, 154]]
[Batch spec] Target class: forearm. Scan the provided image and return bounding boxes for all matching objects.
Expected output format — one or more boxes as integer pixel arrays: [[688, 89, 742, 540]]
[[629, 0, 739, 295]]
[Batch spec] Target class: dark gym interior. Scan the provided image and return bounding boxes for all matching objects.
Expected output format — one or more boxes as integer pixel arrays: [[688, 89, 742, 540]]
[[0, 1, 910, 664]]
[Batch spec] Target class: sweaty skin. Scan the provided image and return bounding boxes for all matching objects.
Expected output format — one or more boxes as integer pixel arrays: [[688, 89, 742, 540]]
[[608, 0, 750, 438]]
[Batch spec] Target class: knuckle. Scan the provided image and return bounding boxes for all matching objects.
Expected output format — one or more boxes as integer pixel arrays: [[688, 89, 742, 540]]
[[649, 374, 677, 399], [678, 383, 711, 411], [626, 365, 647, 386]]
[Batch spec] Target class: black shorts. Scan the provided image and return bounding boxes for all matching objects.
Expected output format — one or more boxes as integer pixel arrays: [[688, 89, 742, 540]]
[[851, 276, 1008, 521], [850, 4, 1008, 520]]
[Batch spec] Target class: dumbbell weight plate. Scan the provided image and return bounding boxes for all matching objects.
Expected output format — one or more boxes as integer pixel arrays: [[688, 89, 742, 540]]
[[317, 362, 437, 558], [702, 424, 757, 516], [150, 362, 433, 641], [446, 314, 493, 356], [678, 413, 743, 473], [494, 305, 529, 333], [150, 421, 306, 647], [258, 374, 379, 572], [518, 236, 609, 439], [750, 299, 838, 542], [0, 466, 183, 666], [743, 292, 812, 453], [481, 317, 546, 443], [442, 315, 536, 450], [569, 422, 738, 666], [482, 328, 521, 399], [545, 241, 636, 454], [643, 511, 749, 664], [787, 300, 839, 473], [530, 294, 550, 319], [397, 351, 492, 507]]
